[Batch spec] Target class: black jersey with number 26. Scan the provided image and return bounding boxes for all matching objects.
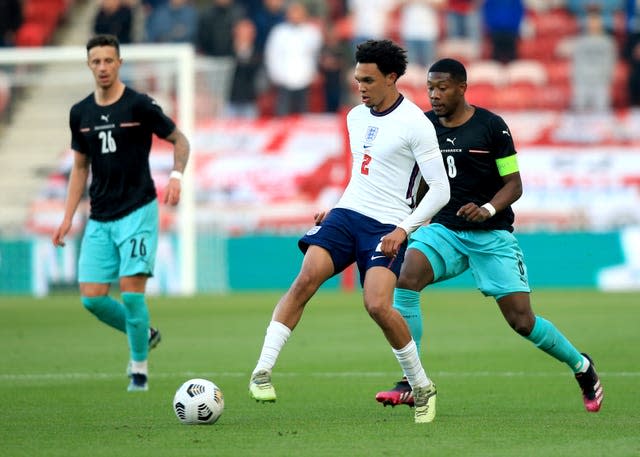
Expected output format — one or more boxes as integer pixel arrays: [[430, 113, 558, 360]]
[[69, 87, 176, 221], [426, 107, 517, 232]]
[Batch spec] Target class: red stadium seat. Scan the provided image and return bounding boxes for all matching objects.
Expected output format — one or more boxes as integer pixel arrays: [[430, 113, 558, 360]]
[[506, 59, 548, 86], [529, 8, 579, 38], [555, 36, 576, 60], [493, 84, 538, 110], [24, 0, 61, 25], [518, 36, 561, 61], [15, 22, 49, 47], [467, 60, 505, 86], [14, 0, 71, 47], [437, 38, 481, 65], [544, 59, 571, 86], [400, 85, 430, 110], [535, 84, 571, 110], [466, 83, 499, 109]]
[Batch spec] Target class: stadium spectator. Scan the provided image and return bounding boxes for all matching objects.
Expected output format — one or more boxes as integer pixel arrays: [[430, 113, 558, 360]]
[[624, 0, 640, 106], [625, 0, 640, 33], [398, 0, 444, 68], [571, 5, 617, 111], [374, 58, 604, 416], [93, 0, 134, 44], [327, 0, 348, 22], [482, 0, 525, 63], [0, 0, 22, 122], [226, 18, 262, 118], [251, 0, 286, 56], [0, 0, 23, 47], [248, 39, 450, 424], [137, 0, 166, 40], [263, 1, 323, 115], [298, 0, 328, 22], [444, 0, 482, 42], [348, 0, 396, 49], [52, 34, 190, 392], [567, 0, 624, 34], [196, 0, 246, 58], [318, 22, 349, 112], [140, 0, 169, 15], [145, 0, 198, 43], [236, 0, 262, 17]]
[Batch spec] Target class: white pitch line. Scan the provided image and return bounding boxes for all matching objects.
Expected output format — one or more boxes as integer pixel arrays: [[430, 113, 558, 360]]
[[0, 370, 638, 382]]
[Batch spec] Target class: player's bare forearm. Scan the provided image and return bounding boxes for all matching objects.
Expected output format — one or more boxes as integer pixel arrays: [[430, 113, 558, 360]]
[[457, 172, 523, 223], [53, 154, 89, 246], [492, 172, 523, 209], [167, 128, 190, 173], [163, 129, 190, 206]]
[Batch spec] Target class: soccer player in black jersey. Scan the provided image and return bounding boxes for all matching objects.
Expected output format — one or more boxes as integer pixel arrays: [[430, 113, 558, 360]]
[[375, 58, 603, 416], [52, 34, 190, 392]]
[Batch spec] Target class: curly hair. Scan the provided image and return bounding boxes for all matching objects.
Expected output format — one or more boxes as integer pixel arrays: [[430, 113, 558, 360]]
[[355, 39, 407, 78]]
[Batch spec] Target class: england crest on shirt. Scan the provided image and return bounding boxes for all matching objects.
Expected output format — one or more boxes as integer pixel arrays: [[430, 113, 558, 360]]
[[364, 126, 378, 145]]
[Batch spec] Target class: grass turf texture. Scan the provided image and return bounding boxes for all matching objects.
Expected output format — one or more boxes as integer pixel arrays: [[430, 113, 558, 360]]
[[1, 290, 639, 457]]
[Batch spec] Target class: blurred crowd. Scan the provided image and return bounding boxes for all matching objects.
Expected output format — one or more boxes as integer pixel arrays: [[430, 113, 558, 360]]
[[1, 0, 640, 115]]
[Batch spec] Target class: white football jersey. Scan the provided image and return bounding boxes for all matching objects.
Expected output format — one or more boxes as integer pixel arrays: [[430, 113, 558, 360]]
[[336, 95, 449, 234]]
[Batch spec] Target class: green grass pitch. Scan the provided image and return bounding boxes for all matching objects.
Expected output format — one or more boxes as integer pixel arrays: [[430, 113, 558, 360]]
[[1, 290, 639, 457]]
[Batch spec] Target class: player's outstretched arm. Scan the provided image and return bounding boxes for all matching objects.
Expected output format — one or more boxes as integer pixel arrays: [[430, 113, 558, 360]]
[[52, 150, 90, 247], [163, 127, 190, 206]]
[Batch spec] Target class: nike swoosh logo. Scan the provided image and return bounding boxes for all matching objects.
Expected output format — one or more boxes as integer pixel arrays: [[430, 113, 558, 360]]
[[370, 255, 386, 261]]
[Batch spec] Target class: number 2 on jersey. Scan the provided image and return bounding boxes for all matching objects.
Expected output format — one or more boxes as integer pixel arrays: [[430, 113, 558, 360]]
[[99, 130, 117, 154], [361, 153, 372, 175]]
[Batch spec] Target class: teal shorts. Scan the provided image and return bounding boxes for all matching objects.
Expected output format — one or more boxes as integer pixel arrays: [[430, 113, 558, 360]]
[[78, 200, 159, 283], [409, 223, 530, 297]]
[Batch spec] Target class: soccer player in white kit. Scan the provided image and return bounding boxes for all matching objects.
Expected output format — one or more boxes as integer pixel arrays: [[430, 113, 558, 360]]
[[248, 40, 450, 423]]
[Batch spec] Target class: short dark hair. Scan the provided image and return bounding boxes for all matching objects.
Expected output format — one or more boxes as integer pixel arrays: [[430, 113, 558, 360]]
[[428, 58, 467, 83], [86, 34, 120, 56], [355, 39, 407, 78]]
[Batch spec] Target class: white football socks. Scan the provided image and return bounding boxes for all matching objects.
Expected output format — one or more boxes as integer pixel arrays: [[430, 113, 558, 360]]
[[253, 320, 291, 374], [130, 360, 148, 376], [392, 340, 431, 389]]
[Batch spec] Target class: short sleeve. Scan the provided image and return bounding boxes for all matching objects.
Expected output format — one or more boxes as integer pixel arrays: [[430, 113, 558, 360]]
[[137, 93, 176, 139], [69, 104, 87, 154], [490, 115, 517, 160]]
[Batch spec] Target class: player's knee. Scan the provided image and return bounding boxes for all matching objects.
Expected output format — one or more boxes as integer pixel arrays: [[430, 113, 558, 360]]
[[291, 270, 323, 297], [507, 314, 534, 336], [397, 262, 432, 291], [396, 274, 424, 291], [81, 295, 108, 315], [497, 293, 535, 336], [363, 299, 389, 323]]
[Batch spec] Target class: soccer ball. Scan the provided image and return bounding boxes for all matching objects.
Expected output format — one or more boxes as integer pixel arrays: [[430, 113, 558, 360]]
[[173, 378, 224, 425]]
